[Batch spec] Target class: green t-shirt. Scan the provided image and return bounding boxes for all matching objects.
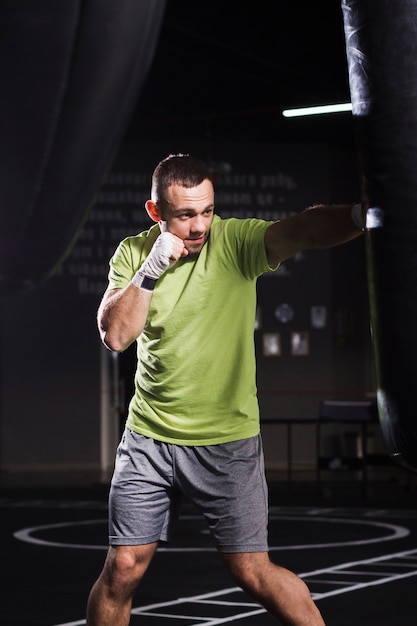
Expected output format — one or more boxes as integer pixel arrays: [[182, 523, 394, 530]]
[[107, 215, 276, 445]]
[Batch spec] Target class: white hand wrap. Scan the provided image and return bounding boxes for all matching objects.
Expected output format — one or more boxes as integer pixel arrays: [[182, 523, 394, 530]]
[[351, 203, 365, 231], [131, 232, 177, 292]]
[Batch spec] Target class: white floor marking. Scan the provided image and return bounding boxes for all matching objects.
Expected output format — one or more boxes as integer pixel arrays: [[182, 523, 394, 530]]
[[13, 515, 409, 551], [53, 549, 417, 625], [10, 507, 416, 626], [299, 546, 417, 599]]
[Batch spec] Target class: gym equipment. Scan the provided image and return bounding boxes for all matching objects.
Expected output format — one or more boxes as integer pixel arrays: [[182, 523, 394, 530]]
[[342, 0, 417, 470]]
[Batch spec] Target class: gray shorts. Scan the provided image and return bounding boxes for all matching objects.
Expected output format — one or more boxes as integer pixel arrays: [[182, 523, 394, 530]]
[[108, 429, 269, 552]]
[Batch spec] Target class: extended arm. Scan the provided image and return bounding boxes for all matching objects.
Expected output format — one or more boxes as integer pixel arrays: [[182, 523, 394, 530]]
[[264, 203, 364, 266]]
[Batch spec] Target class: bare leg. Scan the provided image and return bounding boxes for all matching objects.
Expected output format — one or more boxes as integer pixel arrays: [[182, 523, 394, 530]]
[[221, 552, 325, 626], [86, 542, 158, 626]]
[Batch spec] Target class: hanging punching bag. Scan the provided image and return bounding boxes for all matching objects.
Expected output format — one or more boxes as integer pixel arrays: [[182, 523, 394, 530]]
[[0, 0, 166, 298], [342, 0, 417, 470]]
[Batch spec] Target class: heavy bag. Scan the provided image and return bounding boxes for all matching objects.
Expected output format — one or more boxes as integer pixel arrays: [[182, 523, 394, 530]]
[[342, 0, 417, 470], [0, 0, 166, 298]]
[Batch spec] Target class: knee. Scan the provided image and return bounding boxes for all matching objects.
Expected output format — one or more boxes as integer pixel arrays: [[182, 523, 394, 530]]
[[222, 553, 268, 594], [103, 546, 152, 594], [111, 548, 138, 577]]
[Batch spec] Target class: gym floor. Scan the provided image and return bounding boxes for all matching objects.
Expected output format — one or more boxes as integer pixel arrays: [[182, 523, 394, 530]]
[[2, 467, 417, 626]]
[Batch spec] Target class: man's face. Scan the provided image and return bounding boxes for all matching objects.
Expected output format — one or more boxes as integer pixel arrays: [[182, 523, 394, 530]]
[[160, 179, 215, 256]]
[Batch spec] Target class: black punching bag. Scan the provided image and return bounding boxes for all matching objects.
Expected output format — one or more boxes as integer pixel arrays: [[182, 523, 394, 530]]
[[342, 0, 417, 470], [0, 0, 166, 298]]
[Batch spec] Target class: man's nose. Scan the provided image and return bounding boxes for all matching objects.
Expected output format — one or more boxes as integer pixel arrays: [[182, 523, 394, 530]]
[[190, 215, 205, 232]]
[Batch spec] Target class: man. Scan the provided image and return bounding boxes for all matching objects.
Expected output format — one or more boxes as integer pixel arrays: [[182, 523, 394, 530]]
[[87, 153, 364, 625]]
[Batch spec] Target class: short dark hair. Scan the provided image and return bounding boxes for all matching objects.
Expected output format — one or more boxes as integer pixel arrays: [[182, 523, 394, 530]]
[[151, 153, 213, 204]]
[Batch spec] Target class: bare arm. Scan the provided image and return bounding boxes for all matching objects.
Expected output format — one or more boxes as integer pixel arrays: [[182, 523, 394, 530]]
[[98, 228, 187, 352], [97, 284, 153, 352], [264, 203, 364, 266]]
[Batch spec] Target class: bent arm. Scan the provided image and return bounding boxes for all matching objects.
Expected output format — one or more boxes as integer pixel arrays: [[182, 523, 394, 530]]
[[97, 284, 152, 352], [265, 203, 364, 266], [97, 228, 187, 352]]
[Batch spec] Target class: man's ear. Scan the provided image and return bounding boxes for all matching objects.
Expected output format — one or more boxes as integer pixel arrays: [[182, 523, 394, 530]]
[[145, 200, 162, 223]]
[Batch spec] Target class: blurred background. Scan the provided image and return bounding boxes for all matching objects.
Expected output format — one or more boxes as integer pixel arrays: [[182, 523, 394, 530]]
[[0, 0, 408, 498]]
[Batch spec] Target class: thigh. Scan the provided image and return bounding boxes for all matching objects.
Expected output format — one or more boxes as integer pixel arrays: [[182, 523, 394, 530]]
[[109, 429, 181, 545], [175, 435, 269, 553]]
